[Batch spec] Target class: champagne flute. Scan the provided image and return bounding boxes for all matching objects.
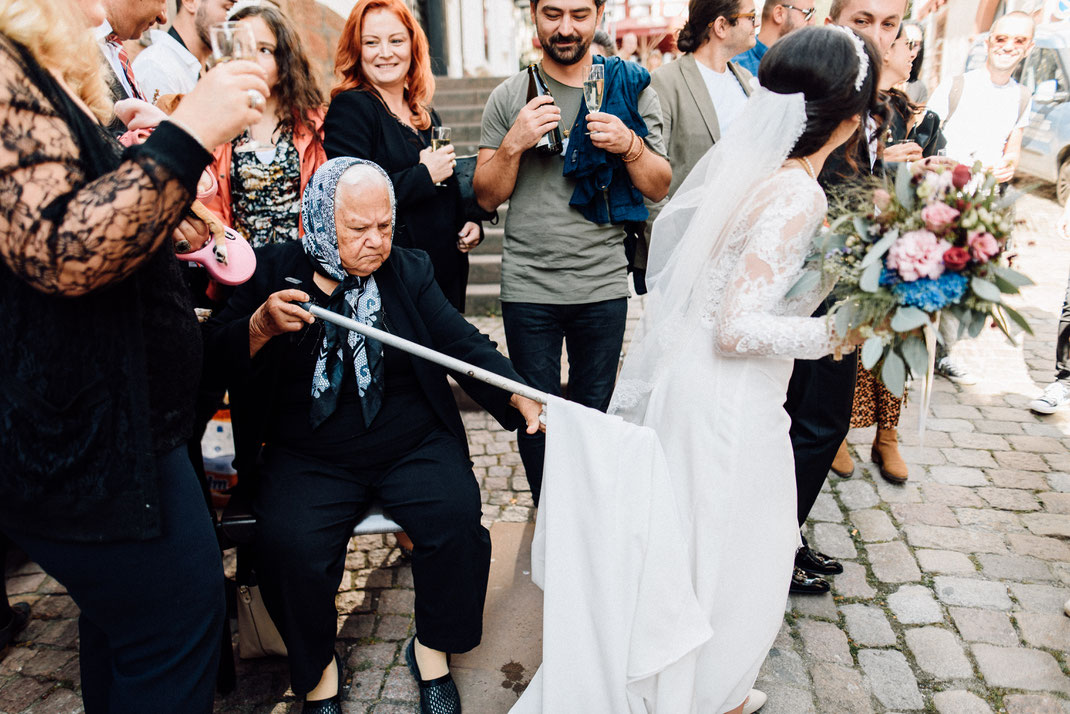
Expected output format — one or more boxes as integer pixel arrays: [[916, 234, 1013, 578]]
[[431, 126, 451, 187], [583, 64, 604, 135], [210, 21, 271, 154]]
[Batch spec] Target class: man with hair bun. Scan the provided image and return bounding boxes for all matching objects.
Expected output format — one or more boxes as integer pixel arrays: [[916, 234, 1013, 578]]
[[632, 0, 754, 298], [733, 0, 816, 76]]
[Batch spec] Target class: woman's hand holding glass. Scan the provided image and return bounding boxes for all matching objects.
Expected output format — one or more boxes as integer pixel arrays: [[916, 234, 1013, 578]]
[[419, 144, 456, 184], [168, 60, 270, 150], [456, 222, 481, 253], [883, 141, 923, 163]]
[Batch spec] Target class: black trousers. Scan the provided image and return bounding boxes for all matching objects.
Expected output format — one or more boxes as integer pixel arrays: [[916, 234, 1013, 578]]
[[1056, 267, 1070, 382], [254, 427, 491, 696], [2, 446, 225, 714], [786, 351, 859, 527]]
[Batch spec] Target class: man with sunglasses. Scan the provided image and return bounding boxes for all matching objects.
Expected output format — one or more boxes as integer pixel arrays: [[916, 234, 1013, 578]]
[[732, 0, 816, 76], [927, 11, 1034, 183], [925, 11, 1034, 384]]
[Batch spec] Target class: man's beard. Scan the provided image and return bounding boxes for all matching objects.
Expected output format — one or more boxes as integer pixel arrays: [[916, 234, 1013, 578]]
[[540, 31, 592, 65], [781, 15, 800, 38], [194, 5, 212, 49]]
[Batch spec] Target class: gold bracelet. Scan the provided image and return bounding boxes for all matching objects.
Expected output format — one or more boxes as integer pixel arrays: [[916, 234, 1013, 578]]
[[622, 134, 645, 163], [618, 131, 638, 160]]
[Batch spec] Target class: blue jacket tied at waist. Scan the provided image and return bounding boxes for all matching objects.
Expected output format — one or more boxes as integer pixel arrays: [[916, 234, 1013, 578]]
[[563, 55, 650, 225]]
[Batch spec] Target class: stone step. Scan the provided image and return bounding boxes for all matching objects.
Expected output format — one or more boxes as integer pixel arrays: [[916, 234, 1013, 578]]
[[435, 105, 486, 126], [433, 88, 495, 108], [435, 76, 509, 91], [468, 252, 502, 284], [476, 225, 503, 254], [464, 283, 502, 316]]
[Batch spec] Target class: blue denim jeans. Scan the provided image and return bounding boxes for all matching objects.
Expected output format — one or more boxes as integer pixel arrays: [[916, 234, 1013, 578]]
[[501, 298, 628, 503]]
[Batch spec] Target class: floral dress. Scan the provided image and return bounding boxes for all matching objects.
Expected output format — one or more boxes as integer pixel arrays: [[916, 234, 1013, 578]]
[[231, 123, 302, 247]]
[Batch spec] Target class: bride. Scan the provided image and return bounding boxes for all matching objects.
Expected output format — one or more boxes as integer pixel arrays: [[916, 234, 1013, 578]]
[[608, 26, 880, 714]]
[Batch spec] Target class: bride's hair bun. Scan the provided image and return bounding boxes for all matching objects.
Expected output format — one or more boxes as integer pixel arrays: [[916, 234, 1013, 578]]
[[758, 26, 881, 166]]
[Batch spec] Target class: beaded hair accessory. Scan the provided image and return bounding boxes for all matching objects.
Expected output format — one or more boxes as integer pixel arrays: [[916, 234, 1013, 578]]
[[829, 25, 869, 93], [227, 0, 264, 19]]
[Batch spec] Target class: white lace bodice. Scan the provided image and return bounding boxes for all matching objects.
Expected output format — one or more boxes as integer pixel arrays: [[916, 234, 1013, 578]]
[[703, 167, 835, 360]]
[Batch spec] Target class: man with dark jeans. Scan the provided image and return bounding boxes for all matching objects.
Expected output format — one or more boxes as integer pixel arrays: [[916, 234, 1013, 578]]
[[474, 0, 670, 502], [501, 300, 629, 492]]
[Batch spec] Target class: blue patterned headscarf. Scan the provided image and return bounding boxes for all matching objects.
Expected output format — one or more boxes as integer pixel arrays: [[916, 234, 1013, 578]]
[[301, 158, 396, 429]]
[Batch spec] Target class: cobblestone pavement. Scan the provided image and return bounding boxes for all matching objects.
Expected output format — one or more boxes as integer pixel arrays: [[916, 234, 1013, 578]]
[[2, 186, 1070, 713]]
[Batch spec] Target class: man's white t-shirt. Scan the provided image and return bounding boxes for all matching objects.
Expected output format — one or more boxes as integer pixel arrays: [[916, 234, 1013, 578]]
[[695, 60, 748, 135], [927, 68, 1032, 168]]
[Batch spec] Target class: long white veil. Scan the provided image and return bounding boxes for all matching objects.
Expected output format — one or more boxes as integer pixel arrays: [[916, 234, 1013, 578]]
[[609, 88, 809, 423]]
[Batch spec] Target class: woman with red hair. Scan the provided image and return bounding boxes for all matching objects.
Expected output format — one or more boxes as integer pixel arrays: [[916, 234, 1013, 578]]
[[324, 0, 481, 311]]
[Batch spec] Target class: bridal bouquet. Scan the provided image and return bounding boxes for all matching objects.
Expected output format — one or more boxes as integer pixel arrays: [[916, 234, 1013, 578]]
[[805, 162, 1032, 395]]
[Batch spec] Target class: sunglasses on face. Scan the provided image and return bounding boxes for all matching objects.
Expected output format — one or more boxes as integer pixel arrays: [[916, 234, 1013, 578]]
[[729, 11, 760, 26], [779, 4, 816, 21], [991, 34, 1031, 48]]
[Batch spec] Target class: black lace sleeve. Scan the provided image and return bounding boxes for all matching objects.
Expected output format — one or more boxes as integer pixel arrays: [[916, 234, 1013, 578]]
[[0, 51, 211, 297]]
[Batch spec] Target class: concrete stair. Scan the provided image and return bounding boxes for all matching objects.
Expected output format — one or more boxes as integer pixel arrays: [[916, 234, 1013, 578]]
[[432, 76, 510, 316], [465, 206, 505, 316], [434, 76, 507, 157]]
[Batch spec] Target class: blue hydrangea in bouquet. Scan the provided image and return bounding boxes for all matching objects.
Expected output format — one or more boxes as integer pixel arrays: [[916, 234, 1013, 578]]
[[803, 161, 1033, 396]]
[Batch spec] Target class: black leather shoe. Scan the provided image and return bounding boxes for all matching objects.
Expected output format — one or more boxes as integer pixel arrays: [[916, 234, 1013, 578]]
[[789, 567, 830, 595], [795, 545, 843, 575], [406, 636, 461, 714], [0, 602, 30, 652], [303, 652, 343, 714]]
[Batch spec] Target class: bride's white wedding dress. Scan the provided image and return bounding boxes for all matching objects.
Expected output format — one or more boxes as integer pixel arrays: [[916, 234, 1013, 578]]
[[512, 90, 846, 714], [610, 165, 839, 712]]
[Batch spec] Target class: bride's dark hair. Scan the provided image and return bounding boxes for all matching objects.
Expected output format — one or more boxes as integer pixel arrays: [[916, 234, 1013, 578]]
[[758, 26, 881, 168]]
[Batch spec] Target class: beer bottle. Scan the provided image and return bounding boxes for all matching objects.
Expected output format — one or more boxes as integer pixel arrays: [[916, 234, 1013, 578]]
[[525, 64, 564, 155]]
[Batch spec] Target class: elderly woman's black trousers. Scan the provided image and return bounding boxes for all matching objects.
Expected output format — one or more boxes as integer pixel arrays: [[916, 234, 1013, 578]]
[[253, 426, 490, 696]]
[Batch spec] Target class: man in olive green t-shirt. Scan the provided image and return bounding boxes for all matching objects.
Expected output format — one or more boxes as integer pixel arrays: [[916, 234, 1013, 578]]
[[473, 0, 670, 503]]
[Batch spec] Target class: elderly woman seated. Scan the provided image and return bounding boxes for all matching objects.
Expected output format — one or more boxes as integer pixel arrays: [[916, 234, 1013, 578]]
[[205, 157, 542, 714]]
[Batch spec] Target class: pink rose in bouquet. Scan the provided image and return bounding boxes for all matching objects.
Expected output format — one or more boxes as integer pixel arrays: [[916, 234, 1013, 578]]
[[887, 229, 950, 281], [921, 202, 961, 234], [967, 230, 999, 262]]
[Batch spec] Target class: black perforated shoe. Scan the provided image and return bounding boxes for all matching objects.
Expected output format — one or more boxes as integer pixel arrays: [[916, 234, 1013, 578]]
[[406, 636, 462, 714], [303, 652, 343, 714]]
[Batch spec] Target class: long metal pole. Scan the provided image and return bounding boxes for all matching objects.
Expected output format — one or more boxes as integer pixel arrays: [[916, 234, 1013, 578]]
[[303, 303, 550, 405]]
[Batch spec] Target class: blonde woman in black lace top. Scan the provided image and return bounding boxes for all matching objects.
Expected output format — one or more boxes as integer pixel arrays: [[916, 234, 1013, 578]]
[[0, 0, 268, 709]]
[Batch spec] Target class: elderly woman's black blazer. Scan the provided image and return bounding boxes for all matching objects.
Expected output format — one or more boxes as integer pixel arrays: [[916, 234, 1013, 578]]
[[203, 241, 525, 481]]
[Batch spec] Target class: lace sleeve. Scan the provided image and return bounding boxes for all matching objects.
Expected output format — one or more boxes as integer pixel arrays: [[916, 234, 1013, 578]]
[[715, 171, 836, 360], [0, 55, 209, 297]]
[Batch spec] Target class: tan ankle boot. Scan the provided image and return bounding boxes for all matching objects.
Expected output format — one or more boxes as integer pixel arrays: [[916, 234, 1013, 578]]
[[872, 428, 908, 483], [831, 439, 854, 477]]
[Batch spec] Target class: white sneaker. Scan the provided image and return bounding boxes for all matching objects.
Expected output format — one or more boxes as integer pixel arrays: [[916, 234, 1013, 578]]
[[1030, 381, 1070, 414], [743, 689, 767, 714], [935, 357, 978, 385], [1064, 597, 1070, 617]]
